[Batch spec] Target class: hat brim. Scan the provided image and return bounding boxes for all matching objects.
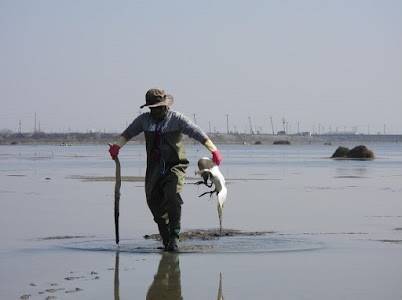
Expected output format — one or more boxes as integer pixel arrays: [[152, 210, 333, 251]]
[[140, 95, 173, 109]]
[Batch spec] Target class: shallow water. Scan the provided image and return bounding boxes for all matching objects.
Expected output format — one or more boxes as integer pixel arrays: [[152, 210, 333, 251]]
[[1, 143, 402, 299]]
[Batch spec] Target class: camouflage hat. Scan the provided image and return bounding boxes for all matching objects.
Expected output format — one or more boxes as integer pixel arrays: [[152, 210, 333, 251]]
[[140, 88, 174, 109]]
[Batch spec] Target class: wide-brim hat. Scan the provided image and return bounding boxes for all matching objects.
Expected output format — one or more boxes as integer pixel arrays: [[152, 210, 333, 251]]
[[140, 88, 174, 109]]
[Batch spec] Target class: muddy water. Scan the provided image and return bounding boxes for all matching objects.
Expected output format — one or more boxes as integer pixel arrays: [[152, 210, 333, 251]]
[[1, 143, 402, 299]]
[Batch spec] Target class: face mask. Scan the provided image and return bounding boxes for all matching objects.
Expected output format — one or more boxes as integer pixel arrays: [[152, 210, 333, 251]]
[[150, 106, 168, 121]]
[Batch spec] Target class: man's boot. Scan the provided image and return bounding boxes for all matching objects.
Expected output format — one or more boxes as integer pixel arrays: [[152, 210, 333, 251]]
[[157, 222, 170, 251], [167, 216, 180, 252], [166, 193, 182, 252], [167, 232, 179, 252]]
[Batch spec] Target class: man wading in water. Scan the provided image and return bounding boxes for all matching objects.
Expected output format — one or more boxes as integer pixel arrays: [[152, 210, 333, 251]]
[[108, 88, 223, 252]]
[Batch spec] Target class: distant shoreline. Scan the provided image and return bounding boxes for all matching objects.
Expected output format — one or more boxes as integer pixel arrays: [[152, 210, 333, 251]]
[[1, 132, 401, 145]]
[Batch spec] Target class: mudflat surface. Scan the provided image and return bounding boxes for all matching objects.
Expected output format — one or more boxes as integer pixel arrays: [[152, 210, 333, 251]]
[[143, 228, 275, 241], [1, 144, 402, 300], [60, 229, 324, 254]]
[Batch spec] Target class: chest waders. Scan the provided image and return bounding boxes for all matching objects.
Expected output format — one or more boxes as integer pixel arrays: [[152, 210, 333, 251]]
[[148, 121, 182, 251]]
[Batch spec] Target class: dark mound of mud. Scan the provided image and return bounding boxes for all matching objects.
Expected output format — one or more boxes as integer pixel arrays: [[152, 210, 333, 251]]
[[144, 229, 275, 241], [348, 145, 374, 159], [39, 235, 95, 240], [377, 239, 402, 244], [273, 140, 291, 145], [331, 146, 350, 158], [331, 145, 374, 159]]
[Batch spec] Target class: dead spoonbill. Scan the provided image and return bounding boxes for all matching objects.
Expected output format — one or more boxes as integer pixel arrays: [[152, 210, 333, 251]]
[[195, 157, 227, 234]]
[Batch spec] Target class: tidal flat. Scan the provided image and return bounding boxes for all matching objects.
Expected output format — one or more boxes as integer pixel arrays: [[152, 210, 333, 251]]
[[1, 143, 402, 299]]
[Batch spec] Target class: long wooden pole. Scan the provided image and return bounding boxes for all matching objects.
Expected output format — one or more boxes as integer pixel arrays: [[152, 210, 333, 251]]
[[114, 156, 121, 245]]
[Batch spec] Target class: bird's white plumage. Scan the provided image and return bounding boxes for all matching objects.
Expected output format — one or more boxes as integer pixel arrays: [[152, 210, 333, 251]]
[[209, 165, 227, 208], [196, 157, 227, 232]]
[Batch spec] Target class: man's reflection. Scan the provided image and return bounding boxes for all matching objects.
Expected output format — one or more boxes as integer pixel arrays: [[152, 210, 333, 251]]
[[112, 251, 223, 300], [146, 253, 183, 300]]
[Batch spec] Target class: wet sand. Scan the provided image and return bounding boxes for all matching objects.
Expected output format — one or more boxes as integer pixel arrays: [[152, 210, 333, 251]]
[[143, 228, 275, 241]]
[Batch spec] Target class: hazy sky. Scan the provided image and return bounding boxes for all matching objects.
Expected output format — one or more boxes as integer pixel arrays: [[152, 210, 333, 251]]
[[1, 0, 401, 134]]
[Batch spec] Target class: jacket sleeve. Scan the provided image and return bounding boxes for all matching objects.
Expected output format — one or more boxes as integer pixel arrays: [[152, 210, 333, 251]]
[[121, 114, 145, 141], [177, 113, 208, 144]]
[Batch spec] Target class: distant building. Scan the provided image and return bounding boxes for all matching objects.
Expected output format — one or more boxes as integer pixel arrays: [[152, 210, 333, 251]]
[[301, 131, 311, 136]]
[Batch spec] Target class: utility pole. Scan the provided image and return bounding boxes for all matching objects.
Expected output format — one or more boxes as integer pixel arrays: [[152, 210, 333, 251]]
[[18, 120, 22, 134], [193, 113, 197, 125], [270, 116, 275, 135], [34, 112, 37, 133], [282, 118, 286, 133], [248, 116, 254, 135], [226, 114, 229, 134], [297, 121, 300, 134]]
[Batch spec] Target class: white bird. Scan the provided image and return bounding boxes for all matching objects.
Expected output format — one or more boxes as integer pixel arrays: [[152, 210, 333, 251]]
[[195, 157, 227, 234]]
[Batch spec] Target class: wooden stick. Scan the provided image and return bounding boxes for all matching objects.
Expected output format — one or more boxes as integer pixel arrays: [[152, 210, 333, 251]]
[[114, 156, 121, 245]]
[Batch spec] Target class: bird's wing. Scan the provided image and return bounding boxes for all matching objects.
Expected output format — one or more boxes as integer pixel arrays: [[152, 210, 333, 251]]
[[210, 166, 226, 191], [217, 185, 227, 207]]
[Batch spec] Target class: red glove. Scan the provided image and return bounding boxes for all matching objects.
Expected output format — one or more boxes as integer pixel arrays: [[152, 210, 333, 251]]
[[109, 144, 120, 160], [212, 149, 223, 166]]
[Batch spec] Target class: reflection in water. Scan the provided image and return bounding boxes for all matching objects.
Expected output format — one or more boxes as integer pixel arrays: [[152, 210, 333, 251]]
[[114, 252, 120, 300], [335, 166, 368, 178], [146, 253, 183, 300], [217, 272, 223, 300], [112, 252, 223, 300]]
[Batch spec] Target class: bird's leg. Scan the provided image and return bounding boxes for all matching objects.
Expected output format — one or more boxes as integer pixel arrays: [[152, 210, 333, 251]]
[[196, 179, 213, 188], [198, 189, 216, 198], [198, 191, 212, 198]]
